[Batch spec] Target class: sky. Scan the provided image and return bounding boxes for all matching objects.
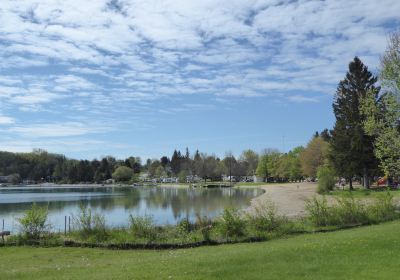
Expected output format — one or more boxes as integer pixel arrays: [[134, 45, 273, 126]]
[[0, 0, 399, 160]]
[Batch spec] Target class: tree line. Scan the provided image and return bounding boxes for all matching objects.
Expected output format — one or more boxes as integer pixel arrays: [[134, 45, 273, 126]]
[[0, 140, 330, 184]]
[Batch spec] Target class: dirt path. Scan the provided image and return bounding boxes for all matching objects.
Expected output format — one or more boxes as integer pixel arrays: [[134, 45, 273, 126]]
[[247, 182, 322, 218]]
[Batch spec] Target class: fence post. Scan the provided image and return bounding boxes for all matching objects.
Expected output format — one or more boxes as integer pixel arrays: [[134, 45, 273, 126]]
[[68, 216, 71, 233], [2, 219, 4, 231], [64, 216, 67, 235]]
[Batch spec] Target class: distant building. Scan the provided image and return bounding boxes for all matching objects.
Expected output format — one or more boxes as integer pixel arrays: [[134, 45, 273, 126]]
[[253, 176, 265, 183], [0, 176, 10, 183], [104, 178, 115, 184]]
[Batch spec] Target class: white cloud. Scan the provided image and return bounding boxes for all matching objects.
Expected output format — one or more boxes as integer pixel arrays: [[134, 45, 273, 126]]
[[0, 0, 398, 155], [9, 122, 96, 137], [287, 95, 319, 103], [0, 116, 15, 125]]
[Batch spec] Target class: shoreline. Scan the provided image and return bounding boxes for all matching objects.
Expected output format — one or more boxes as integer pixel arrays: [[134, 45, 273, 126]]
[[246, 182, 318, 218]]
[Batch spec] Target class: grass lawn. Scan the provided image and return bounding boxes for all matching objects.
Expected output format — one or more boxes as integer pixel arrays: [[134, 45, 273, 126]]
[[1, 221, 400, 279]]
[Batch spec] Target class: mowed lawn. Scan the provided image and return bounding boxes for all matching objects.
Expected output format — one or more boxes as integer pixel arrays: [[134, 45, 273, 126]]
[[2, 221, 400, 280]]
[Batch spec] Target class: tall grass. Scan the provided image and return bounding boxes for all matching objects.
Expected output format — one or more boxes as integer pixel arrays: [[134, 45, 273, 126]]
[[246, 201, 288, 235], [72, 204, 108, 242], [306, 192, 398, 228], [218, 208, 246, 239], [128, 214, 158, 242]]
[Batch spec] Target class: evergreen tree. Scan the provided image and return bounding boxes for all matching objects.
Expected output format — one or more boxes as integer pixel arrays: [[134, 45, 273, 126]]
[[331, 57, 380, 188]]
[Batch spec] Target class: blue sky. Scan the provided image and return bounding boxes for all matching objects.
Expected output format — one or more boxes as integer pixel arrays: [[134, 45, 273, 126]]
[[0, 0, 399, 160]]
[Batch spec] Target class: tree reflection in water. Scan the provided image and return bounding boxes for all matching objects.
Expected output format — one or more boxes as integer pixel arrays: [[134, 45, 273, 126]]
[[0, 186, 263, 231]]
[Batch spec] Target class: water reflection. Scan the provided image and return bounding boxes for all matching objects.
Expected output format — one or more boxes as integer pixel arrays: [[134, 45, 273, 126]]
[[0, 186, 263, 231]]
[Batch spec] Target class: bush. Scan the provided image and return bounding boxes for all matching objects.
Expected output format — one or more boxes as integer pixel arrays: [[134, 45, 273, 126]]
[[219, 208, 246, 239], [367, 191, 397, 223], [72, 204, 108, 242], [305, 196, 333, 227], [246, 201, 287, 234], [17, 203, 49, 240], [195, 215, 213, 242], [129, 214, 158, 242], [306, 192, 398, 228], [176, 218, 193, 234], [317, 166, 336, 194], [335, 196, 368, 225]]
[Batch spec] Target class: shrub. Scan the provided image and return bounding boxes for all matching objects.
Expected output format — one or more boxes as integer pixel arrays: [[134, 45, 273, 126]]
[[335, 196, 368, 225], [17, 203, 49, 240], [305, 196, 333, 227], [367, 191, 397, 223], [195, 214, 213, 242], [176, 218, 193, 234], [72, 204, 107, 242], [317, 166, 336, 194], [129, 214, 157, 242], [306, 193, 398, 228], [246, 200, 287, 234], [219, 208, 246, 239]]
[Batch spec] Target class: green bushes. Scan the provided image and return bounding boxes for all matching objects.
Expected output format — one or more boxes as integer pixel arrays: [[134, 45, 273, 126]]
[[129, 214, 158, 242], [219, 208, 246, 238], [306, 192, 398, 227], [5, 192, 399, 248], [246, 201, 288, 236], [17, 203, 49, 240], [317, 166, 336, 194], [72, 204, 108, 242], [367, 192, 397, 223], [195, 215, 213, 242]]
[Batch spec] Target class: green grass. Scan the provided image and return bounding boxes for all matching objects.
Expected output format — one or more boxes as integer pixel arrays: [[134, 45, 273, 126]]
[[2, 220, 400, 279], [330, 188, 400, 198]]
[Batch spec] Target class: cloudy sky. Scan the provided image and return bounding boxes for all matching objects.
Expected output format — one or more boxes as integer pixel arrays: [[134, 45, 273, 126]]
[[0, 0, 399, 159]]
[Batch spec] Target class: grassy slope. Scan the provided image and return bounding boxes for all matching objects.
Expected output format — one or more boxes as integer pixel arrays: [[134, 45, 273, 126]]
[[1, 221, 400, 280]]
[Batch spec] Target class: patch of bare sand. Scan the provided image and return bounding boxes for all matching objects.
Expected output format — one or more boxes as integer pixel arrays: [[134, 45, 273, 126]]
[[247, 182, 326, 218]]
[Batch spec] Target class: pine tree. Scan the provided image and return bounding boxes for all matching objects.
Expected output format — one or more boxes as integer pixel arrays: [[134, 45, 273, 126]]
[[331, 57, 380, 188]]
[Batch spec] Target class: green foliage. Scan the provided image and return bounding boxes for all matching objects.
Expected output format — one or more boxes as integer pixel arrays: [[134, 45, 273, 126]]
[[246, 201, 287, 235], [219, 208, 246, 239], [195, 215, 213, 242], [361, 91, 400, 177], [306, 193, 398, 228], [72, 204, 108, 242], [178, 170, 188, 183], [305, 196, 332, 227], [17, 203, 49, 240], [331, 57, 379, 187], [317, 165, 336, 194], [367, 191, 397, 223], [300, 137, 329, 178], [128, 214, 158, 241], [112, 166, 134, 182]]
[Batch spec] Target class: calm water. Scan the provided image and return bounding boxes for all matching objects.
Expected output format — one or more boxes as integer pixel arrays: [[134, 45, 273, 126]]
[[0, 185, 263, 231]]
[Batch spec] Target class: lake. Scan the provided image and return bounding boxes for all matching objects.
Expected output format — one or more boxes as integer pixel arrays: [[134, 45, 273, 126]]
[[0, 185, 264, 232]]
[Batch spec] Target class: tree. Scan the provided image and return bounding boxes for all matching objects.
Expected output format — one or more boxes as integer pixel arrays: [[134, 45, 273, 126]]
[[240, 149, 259, 176], [300, 137, 329, 178], [222, 152, 236, 183], [361, 31, 400, 177], [331, 57, 380, 188], [256, 149, 280, 182], [112, 166, 134, 182]]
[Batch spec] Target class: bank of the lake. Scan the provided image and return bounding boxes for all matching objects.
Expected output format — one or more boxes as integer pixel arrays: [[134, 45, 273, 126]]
[[1, 220, 399, 280]]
